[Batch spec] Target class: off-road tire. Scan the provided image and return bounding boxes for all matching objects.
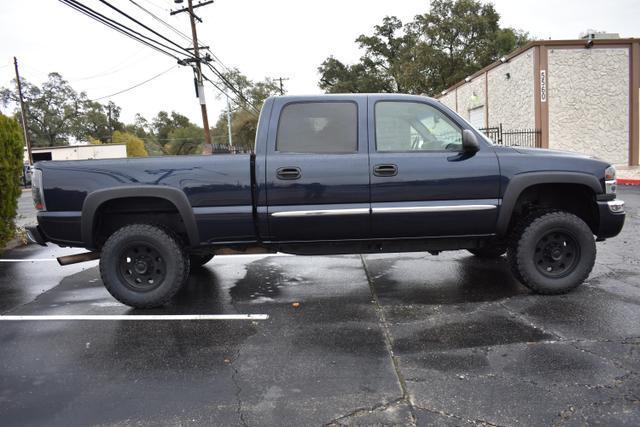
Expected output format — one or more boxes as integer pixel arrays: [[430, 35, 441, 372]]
[[468, 244, 506, 258], [100, 224, 189, 308], [189, 252, 214, 267], [508, 211, 595, 294]]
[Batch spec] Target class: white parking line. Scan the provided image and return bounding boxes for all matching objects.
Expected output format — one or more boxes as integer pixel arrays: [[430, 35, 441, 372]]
[[0, 314, 269, 321], [0, 259, 59, 262]]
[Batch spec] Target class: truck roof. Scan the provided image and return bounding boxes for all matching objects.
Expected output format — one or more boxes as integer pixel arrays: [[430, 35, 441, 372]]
[[268, 93, 439, 103]]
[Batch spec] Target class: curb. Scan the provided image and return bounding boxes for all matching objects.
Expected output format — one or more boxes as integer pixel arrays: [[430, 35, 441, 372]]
[[619, 179, 640, 186]]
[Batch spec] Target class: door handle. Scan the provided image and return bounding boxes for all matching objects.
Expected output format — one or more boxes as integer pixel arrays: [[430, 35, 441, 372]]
[[373, 164, 398, 177], [276, 167, 301, 180]]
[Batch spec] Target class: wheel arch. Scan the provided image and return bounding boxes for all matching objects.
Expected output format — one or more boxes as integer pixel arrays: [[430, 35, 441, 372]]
[[497, 172, 602, 236], [81, 186, 199, 249]]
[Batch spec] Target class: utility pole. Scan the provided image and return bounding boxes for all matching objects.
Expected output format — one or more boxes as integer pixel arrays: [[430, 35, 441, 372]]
[[171, 0, 214, 154], [275, 76, 289, 95], [107, 103, 113, 137], [13, 57, 32, 165], [226, 95, 233, 150]]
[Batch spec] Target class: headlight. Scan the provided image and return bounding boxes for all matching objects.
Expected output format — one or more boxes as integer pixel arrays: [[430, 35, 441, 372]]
[[31, 168, 46, 211], [604, 165, 617, 194]]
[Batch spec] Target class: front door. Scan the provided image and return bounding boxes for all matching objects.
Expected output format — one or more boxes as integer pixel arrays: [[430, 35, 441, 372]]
[[368, 96, 500, 238], [265, 97, 370, 241]]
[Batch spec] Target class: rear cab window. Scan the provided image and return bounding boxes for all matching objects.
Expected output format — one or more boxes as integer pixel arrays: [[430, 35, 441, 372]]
[[276, 102, 357, 153]]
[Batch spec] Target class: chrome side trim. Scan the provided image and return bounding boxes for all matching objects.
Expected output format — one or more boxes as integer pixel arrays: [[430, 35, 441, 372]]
[[271, 208, 370, 217], [372, 205, 497, 214]]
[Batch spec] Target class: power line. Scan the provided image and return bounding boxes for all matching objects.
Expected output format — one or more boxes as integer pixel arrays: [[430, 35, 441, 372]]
[[70, 48, 150, 82], [97, 0, 195, 58], [59, 0, 190, 61], [90, 65, 177, 101], [129, 0, 191, 43], [204, 62, 260, 114]]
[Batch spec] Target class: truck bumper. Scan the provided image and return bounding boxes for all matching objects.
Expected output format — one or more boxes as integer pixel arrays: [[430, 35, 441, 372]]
[[34, 211, 84, 247], [25, 225, 47, 246], [596, 200, 625, 239]]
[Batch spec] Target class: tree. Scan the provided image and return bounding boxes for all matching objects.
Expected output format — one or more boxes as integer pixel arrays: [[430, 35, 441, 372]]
[[152, 111, 193, 145], [1, 73, 79, 146], [0, 114, 24, 250], [111, 130, 148, 157], [125, 113, 163, 155], [212, 70, 281, 150], [165, 125, 204, 155], [318, 0, 529, 95]]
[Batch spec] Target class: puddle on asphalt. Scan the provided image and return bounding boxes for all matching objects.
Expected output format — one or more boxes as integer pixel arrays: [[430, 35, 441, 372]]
[[393, 314, 554, 352]]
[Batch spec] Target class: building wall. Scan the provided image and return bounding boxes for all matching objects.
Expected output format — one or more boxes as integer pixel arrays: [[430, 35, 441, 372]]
[[547, 47, 629, 165], [456, 74, 486, 126], [29, 144, 127, 162], [439, 91, 457, 111], [487, 47, 535, 129]]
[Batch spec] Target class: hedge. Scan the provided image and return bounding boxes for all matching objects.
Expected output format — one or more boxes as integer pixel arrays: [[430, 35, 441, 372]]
[[0, 114, 24, 250]]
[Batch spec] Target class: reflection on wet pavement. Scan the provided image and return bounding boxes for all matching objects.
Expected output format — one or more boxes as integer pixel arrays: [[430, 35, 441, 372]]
[[0, 188, 639, 425]]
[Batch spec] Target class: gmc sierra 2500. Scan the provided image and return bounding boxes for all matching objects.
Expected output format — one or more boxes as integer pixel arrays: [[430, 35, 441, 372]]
[[27, 94, 625, 308]]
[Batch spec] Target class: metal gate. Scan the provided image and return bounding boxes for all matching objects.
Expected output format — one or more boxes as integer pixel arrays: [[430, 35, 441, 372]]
[[479, 124, 541, 148]]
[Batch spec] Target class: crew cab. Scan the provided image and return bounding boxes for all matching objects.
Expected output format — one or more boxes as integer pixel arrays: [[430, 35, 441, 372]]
[[27, 94, 625, 308]]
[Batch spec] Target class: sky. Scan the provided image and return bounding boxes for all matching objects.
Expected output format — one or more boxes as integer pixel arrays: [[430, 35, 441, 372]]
[[1, 0, 639, 128]]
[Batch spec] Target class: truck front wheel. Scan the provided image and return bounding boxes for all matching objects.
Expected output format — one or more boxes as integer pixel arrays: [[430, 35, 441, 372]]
[[99, 224, 189, 308], [508, 211, 596, 294]]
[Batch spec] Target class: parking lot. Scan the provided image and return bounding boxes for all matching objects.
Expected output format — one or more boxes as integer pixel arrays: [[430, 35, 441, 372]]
[[0, 187, 638, 426]]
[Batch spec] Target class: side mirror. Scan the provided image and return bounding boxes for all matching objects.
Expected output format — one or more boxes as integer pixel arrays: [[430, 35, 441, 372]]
[[462, 129, 480, 152]]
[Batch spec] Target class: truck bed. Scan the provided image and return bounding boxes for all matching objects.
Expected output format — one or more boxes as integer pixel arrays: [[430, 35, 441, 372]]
[[37, 154, 255, 246]]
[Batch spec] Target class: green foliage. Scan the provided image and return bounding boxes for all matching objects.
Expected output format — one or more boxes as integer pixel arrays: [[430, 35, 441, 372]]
[[152, 111, 192, 145], [0, 73, 123, 146], [212, 70, 281, 150], [0, 114, 24, 249], [111, 130, 148, 157], [165, 125, 205, 155], [318, 0, 530, 95]]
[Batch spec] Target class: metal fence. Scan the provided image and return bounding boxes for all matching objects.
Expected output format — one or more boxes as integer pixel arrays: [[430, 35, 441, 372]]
[[211, 143, 252, 154], [479, 124, 541, 148]]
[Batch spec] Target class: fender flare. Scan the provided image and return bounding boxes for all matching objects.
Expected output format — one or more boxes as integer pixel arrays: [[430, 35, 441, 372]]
[[81, 186, 199, 248], [497, 171, 602, 235]]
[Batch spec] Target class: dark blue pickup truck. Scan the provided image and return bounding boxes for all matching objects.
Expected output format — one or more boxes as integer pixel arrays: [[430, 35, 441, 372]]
[[27, 94, 625, 308]]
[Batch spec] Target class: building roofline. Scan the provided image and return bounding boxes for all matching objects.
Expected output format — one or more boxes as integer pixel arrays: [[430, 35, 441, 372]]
[[437, 38, 639, 96]]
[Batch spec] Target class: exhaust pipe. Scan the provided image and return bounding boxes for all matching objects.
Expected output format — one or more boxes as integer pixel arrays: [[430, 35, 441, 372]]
[[57, 251, 101, 266]]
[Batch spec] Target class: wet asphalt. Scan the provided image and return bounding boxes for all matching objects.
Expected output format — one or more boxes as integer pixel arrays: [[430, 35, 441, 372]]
[[1, 187, 639, 426]]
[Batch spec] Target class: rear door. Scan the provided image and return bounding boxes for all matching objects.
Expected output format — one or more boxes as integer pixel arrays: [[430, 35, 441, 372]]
[[368, 96, 500, 238], [265, 96, 370, 241]]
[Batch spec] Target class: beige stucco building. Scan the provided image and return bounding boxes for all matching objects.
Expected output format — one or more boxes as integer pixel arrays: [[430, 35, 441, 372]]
[[438, 38, 640, 167]]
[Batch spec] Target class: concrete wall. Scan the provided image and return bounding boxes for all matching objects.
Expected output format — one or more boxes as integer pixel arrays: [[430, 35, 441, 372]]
[[548, 47, 629, 165], [29, 144, 127, 162], [487, 48, 535, 129], [439, 91, 456, 111], [456, 74, 486, 126]]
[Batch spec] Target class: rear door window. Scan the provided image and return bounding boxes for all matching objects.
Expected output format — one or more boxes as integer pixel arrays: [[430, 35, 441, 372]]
[[276, 102, 357, 153]]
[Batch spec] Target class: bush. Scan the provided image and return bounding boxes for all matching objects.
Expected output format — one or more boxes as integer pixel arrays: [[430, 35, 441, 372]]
[[111, 130, 148, 157], [0, 114, 24, 249]]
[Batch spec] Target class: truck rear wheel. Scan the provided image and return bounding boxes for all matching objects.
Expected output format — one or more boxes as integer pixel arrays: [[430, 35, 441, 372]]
[[508, 211, 595, 294], [99, 224, 189, 308]]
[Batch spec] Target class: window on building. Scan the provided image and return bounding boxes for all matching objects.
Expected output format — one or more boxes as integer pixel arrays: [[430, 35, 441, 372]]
[[276, 102, 358, 153], [375, 101, 462, 152]]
